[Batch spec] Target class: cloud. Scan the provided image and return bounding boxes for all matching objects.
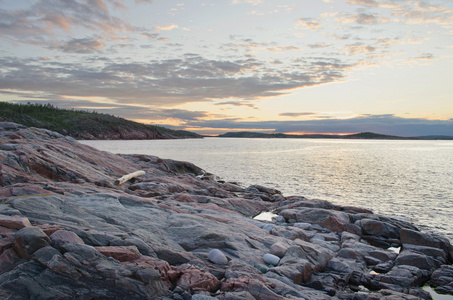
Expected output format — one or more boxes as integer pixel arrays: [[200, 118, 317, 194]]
[[215, 101, 257, 108], [0, 0, 132, 47], [0, 54, 353, 106], [183, 115, 453, 137], [50, 36, 105, 54], [232, 0, 263, 5], [345, 0, 453, 26], [295, 18, 323, 31], [343, 43, 376, 55], [308, 43, 332, 49], [154, 24, 179, 31], [334, 13, 391, 25], [279, 112, 316, 117]]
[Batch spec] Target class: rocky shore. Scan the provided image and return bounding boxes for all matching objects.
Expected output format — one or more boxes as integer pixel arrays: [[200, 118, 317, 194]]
[[1, 122, 452, 299]]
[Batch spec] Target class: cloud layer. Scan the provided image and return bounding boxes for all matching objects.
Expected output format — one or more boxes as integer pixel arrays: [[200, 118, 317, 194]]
[[0, 0, 452, 135]]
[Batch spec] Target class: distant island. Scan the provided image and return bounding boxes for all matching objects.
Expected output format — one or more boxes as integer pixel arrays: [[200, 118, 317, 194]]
[[218, 131, 453, 140], [0, 102, 201, 140]]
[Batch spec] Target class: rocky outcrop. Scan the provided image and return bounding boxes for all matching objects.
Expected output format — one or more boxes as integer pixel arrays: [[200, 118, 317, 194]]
[[0, 122, 452, 299]]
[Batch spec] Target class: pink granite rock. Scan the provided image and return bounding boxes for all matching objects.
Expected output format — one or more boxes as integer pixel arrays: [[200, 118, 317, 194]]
[[0, 215, 32, 230], [50, 230, 85, 248], [95, 246, 141, 262]]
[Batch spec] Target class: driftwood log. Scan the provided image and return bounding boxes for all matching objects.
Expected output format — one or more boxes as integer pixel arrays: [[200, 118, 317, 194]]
[[114, 171, 145, 186]]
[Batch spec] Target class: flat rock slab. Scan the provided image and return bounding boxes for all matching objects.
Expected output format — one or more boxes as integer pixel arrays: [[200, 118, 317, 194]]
[[0, 215, 31, 230], [95, 246, 141, 262]]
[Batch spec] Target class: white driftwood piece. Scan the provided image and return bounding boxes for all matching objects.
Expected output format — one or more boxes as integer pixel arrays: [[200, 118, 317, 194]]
[[114, 171, 145, 185]]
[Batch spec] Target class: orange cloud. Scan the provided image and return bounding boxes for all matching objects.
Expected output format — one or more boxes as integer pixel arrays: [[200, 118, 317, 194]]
[[154, 24, 179, 31]]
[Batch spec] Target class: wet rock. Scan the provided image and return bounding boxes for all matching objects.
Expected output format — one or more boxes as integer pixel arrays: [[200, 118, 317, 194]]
[[208, 249, 228, 265], [14, 226, 50, 258], [365, 288, 431, 300], [400, 228, 453, 262], [395, 250, 441, 271], [356, 218, 400, 239], [430, 265, 453, 295], [365, 265, 429, 289]]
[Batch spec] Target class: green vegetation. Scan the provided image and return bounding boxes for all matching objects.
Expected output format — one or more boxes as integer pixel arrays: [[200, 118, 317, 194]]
[[0, 102, 201, 140]]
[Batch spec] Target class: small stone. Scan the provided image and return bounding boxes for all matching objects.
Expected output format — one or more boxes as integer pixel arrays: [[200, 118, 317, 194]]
[[263, 253, 280, 266], [208, 249, 228, 265]]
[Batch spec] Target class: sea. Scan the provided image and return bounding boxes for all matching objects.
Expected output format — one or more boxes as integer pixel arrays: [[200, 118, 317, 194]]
[[81, 138, 453, 243]]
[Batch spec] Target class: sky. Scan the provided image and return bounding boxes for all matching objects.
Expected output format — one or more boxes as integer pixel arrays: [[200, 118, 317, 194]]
[[0, 0, 452, 136]]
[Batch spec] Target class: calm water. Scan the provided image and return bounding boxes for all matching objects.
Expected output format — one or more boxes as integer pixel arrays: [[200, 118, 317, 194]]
[[81, 138, 453, 241]]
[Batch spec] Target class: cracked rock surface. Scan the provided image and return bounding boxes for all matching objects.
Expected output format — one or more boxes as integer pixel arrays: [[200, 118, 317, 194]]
[[1, 122, 452, 299]]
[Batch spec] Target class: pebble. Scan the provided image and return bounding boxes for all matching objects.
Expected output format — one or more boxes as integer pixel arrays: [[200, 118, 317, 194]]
[[208, 249, 228, 265], [263, 253, 280, 266]]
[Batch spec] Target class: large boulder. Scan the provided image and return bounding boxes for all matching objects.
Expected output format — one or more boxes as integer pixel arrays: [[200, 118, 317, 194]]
[[280, 208, 350, 232], [400, 228, 453, 263], [430, 265, 453, 295], [14, 227, 50, 259]]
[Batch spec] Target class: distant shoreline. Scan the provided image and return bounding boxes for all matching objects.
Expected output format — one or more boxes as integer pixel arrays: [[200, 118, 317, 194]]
[[216, 131, 453, 140]]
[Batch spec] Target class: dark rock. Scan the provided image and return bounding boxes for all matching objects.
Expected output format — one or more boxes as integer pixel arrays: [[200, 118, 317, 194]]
[[14, 226, 51, 258], [269, 258, 312, 284], [280, 208, 350, 232], [400, 228, 453, 263], [253, 264, 269, 274], [216, 291, 255, 300], [395, 250, 442, 271], [270, 226, 312, 241], [156, 248, 194, 266], [430, 265, 453, 295], [356, 218, 400, 239], [373, 261, 394, 273], [50, 230, 84, 249], [281, 239, 334, 272]]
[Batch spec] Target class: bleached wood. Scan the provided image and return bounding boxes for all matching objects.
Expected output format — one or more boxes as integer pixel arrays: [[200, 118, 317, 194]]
[[114, 171, 145, 185]]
